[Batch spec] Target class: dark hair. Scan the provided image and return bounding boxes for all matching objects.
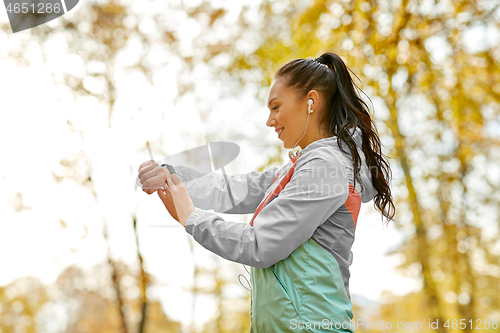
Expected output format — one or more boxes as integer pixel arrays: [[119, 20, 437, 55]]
[[274, 52, 395, 225]]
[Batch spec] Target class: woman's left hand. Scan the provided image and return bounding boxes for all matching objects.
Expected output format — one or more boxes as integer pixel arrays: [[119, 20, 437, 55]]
[[164, 174, 195, 227]]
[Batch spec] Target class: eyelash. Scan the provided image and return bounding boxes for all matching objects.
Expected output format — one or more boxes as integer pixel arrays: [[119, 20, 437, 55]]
[[272, 106, 278, 111]]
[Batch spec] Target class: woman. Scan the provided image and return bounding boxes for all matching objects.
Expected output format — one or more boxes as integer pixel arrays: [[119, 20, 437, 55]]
[[138, 52, 395, 332]]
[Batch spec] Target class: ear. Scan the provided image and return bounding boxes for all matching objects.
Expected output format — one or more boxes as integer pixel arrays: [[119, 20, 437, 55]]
[[306, 90, 320, 108]]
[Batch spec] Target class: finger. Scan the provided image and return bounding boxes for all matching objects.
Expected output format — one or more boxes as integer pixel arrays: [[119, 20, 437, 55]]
[[170, 174, 182, 186], [143, 176, 163, 190], [139, 162, 157, 178], [143, 187, 155, 194], [138, 161, 150, 171], [138, 163, 155, 180], [138, 160, 153, 172], [157, 189, 170, 205], [141, 169, 164, 188], [141, 167, 161, 183]]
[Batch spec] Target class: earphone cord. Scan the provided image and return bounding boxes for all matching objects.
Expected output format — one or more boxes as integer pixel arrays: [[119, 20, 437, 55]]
[[238, 264, 252, 292], [292, 112, 310, 150], [237, 112, 311, 292]]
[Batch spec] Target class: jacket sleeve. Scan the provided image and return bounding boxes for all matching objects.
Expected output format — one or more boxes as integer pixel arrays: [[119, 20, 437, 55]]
[[171, 165, 280, 214], [183, 151, 350, 269]]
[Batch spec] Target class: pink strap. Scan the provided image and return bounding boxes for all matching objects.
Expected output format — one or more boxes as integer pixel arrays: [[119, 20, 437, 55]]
[[249, 156, 298, 226], [249, 156, 361, 231]]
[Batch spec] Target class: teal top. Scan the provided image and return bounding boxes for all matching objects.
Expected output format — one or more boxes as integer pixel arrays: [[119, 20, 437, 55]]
[[173, 127, 376, 332]]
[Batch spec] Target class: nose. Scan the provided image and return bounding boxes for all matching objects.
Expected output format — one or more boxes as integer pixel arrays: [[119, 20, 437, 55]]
[[266, 113, 276, 127]]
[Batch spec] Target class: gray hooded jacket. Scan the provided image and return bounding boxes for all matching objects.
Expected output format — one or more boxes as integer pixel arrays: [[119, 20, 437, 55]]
[[170, 126, 377, 299]]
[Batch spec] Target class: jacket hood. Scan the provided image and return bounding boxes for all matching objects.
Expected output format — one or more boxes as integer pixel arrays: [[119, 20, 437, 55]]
[[299, 126, 377, 203]]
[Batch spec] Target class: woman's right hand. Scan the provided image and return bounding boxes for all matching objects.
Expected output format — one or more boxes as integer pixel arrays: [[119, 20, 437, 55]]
[[157, 184, 180, 222], [138, 160, 168, 194]]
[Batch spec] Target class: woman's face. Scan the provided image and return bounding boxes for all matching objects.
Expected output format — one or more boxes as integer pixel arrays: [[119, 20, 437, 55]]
[[266, 77, 320, 149]]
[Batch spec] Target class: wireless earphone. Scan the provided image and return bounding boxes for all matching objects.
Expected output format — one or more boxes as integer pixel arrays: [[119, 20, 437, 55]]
[[307, 99, 314, 114]]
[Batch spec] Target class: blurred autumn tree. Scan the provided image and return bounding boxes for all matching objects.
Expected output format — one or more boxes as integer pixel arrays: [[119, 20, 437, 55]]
[[0, 276, 47, 333], [203, 0, 500, 332], [186, 256, 252, 333], [1, 0, 260, 332], [0, 262, 181, 333]]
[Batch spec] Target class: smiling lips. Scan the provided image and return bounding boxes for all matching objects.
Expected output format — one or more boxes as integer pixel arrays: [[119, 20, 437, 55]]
[[276, 127, 284, 138]]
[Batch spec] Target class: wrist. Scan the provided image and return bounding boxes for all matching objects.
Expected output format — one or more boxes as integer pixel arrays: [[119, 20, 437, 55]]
[[161, 164, 176, 181]]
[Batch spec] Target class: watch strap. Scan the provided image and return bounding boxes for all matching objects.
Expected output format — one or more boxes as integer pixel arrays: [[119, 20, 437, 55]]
[[161, 164, 176, 176]]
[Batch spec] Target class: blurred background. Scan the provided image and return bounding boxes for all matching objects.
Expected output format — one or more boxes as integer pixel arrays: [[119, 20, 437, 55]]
[[1, 0, 499, 332]]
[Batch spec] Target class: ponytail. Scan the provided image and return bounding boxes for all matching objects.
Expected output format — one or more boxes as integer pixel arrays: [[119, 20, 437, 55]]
[[274, 52, 395, 225]]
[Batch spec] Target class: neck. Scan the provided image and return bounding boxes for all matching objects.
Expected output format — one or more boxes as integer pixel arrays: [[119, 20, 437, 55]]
[[298, 126, 330, 149]]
